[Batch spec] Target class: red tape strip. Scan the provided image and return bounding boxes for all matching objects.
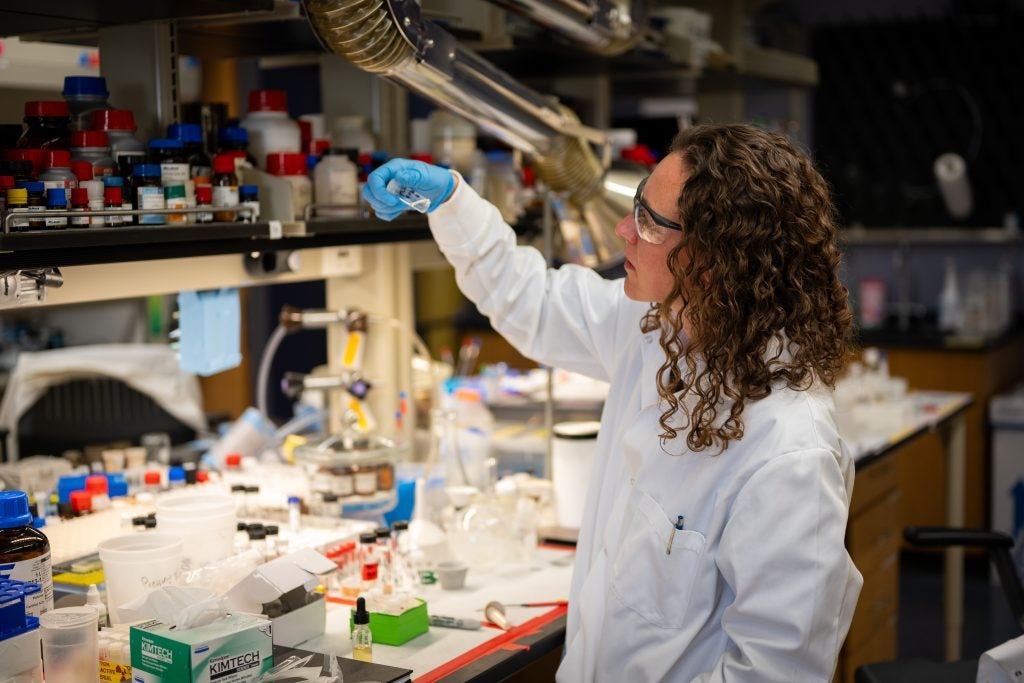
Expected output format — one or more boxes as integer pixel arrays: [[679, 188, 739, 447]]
[[414, 604, 568, 683]]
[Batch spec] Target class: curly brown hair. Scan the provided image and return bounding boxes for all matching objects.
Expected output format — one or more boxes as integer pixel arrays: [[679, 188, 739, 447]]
[[642, 124, 854, 453]]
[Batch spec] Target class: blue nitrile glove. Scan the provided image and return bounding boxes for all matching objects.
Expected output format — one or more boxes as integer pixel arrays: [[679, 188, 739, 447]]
[[362, 158, 456, 221]]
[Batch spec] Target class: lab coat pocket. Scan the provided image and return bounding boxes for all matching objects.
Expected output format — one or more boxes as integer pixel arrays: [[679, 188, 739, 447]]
[[610, 486, 706, 629]]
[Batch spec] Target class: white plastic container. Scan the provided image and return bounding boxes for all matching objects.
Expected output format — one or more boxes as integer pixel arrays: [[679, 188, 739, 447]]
[[241, 90, 301, 169], [266, 152, 311, 220], [331, 115, 376, 154], [96, 533, 183, 625], [206, 406, 276, 469], [551, 421, 600, 529], [155, 494, 236, 570], [430, 110, 477, 172], [313, 148, 359, 217], [39, 607, 98, 683]]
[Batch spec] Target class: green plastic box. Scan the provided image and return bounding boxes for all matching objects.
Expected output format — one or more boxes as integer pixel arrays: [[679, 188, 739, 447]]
[[350, 598, 429, 646]]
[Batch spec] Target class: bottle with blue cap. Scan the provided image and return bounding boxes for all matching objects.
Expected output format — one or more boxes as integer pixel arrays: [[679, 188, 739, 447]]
[[45, 188, 68, 229], [62, 75, 110, 132], [0, 491, 54, 618], [168, 123, 213, 178]]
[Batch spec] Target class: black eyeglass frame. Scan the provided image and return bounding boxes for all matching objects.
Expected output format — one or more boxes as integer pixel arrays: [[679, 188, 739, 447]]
[[633, 176, 684, 232]]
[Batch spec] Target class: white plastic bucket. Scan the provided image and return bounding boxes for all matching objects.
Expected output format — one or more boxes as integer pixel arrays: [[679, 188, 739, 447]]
[[97, 532, 184, 624], [155, 494, 236, 570], [551, 421, 600, 530]]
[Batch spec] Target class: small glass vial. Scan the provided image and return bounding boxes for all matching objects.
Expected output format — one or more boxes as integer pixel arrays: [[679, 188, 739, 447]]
[[374, 527, 393, 594], [358, 531, 379, 590], [6, 188, 30, 232], [353, 464, 377, 496], [167, 466, 185, 488], [248, 527, 268, 561], [44, 188, 68, 229], [149, 138, 189, 188], [212, 153, 239, 222], [133, 164, 165, 225], [23, 182, 46, 230], [265, 525, 280, 559], [238, 184, 260, 223], [164, 184, 187, 224], [245, 485, 261, 516], [69, 187, 90, 227], [234, 521, 250, 553], [195, 184, 213, 223], [287, 495, 301, 535], [351, 597, 373, 662], [103, 186, 123, 227]]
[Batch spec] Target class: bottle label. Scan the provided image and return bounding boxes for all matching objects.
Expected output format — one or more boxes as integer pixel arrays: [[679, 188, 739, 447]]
[[43, 179, 74, 191], [354, 469, 376, 495], [212, 185, 239, 208], [89, 199, 106, 226], [160, 162, 189, 187], [9, 208, 29, 229], [137, 187, 166, 225], [45, 214, 68, 227], [335, 473, 354, 497], [1, 551, 54, 617], [240, 200, 260, 223], [70, 213, 91, 227]]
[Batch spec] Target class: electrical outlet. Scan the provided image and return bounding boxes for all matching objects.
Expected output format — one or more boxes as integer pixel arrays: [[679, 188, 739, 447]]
[[321, 246, 363, 276]]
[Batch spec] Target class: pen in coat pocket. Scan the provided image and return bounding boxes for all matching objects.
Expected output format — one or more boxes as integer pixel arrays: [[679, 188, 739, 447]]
[[666, 515, 685, 555]]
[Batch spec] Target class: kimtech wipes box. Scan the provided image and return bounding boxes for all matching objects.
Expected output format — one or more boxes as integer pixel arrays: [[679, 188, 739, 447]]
[[130, 614, 273, 683]]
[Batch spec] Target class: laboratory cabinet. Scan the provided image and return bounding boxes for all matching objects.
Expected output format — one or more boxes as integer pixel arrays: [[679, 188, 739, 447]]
[[881, 330, 1024, 534], [838, 455, 901, 683]]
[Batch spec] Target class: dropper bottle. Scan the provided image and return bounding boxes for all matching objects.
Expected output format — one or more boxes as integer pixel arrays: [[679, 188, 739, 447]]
[[352, 596, 372, 662]]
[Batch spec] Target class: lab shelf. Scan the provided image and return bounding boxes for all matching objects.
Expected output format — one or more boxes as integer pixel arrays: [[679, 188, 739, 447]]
[[0, 215, 431, 269]]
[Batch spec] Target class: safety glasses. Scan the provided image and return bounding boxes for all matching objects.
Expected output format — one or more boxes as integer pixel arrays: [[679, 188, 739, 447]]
[[632, 176, 683, 245]]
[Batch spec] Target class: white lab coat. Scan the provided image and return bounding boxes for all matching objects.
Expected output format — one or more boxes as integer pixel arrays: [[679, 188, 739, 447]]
[[429, 178, 863, 682]]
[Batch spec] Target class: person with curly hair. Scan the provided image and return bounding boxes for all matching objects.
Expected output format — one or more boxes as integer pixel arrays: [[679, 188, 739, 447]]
[[364, 123, 862, 682]]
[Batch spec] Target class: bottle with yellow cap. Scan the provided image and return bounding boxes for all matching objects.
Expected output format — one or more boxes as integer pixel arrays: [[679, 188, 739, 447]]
[[6, 188, 29, 231]]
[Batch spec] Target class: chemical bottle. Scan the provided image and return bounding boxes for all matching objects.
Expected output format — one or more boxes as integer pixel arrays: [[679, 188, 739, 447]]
[[80, 178, 105, 226], [70, 130, 116, 178], [85, 583, 109, 628], [0, 175, 12, 215], [169, 123, 213, 178], [0, 490, 54, 617], [218, 126, 257, 168], [332, 115, 376, 155], [266, 152, 310, 220], [45, 188, 68, 229], [22, 182, 46, 230], [212, 153, 239, 222], [6, 149, 44, 179], [6, 188, 29, 231], [62, 76, 110, 131], [103, 185, 124, 227], [195, 184, 214, 223], [313, 147, 359, 217], [938, 257, 961, 334], [238, 184, 260, 223], [91, 109, 146, 172], [16, 101, 71, 150], [165, 184, 187, 224], [351, 596, 373, 662], [241, 90, 301, 169], [69, 187, 90, 227], [133, 164, 165, 225], [149, 138, 189, 189], [38, 149, 77, 190]]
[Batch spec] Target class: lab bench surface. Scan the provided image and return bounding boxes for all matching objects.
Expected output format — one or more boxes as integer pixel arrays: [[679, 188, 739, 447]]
[[301, 545, 574, 683]]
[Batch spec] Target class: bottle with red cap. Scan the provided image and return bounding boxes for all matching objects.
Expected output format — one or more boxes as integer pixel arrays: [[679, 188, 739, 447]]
[[212, 153, 239, 222], [240, 90, 301, 170], [266, 152, 310, 220], [142, 470, 162, 493], [38, 150, 77, 190], [69, 187, 91, 227], [16, 101, 71, 150], [89, 109, 145, 171], [104, 186, 124, 227], [195, 184, 213, 223], [0, 175, 14, 215], [70, 131, 115, 178]]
